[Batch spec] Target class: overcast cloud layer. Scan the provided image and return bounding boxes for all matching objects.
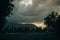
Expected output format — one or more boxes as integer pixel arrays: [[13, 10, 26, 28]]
[[7, 0, 60, 23]]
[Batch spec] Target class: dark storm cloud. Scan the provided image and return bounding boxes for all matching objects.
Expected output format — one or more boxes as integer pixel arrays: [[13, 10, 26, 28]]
[[7, 0, 60, 23]]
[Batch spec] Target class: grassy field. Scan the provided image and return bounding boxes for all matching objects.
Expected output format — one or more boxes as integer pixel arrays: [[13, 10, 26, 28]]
[[0, 32, 60, 40]]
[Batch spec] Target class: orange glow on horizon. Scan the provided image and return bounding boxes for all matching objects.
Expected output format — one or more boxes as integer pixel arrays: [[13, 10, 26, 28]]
[[18, 21, 47, 29], [32, 22, 47, 29]]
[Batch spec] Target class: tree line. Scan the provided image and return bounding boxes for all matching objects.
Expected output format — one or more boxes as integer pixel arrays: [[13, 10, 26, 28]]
[[5, 24, 43, 33]]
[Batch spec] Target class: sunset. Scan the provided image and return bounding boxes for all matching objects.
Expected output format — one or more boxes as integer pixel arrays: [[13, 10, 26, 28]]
[[32, 22, 47, 29], [0, 0, 60, 40], [18, 21, 47, 29]]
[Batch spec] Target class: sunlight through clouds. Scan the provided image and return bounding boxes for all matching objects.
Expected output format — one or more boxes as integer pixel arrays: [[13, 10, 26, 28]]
[[19, 0, 32, 8], [7, 0, 60, 28]]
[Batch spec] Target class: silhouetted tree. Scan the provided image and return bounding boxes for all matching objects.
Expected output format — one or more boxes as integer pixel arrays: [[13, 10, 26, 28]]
[[42, 27, 48, 32], [0, 0, 14, 33], [44, 11, 58, 32], [38, 27, 42, 32], [56, 15, 60, 34]]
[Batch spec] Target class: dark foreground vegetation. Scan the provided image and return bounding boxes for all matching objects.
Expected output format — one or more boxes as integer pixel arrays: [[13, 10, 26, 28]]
[[0, 0, 14, 32], [0, 32, 60, 40], [44, 11, 60, 34]]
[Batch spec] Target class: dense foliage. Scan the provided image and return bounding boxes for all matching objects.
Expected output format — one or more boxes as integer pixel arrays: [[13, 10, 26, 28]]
[[44, 11, 60, 34], [0, 0, 14, 32]]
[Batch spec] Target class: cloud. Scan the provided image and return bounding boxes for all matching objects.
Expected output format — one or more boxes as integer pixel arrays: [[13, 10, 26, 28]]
[[56, 0, 60, 5], [7, 0, 60, 23]]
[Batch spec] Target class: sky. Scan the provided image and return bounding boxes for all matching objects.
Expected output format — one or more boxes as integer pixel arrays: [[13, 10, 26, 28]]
[[6, 0, 60, 28]]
